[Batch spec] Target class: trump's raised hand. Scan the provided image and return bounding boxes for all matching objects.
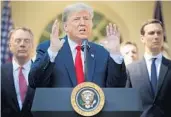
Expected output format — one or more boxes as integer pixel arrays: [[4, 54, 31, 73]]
[[49, 19, 65, 52], [103, 23, 121, 54]]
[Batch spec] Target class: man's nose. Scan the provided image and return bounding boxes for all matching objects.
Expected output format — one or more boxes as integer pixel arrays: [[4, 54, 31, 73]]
[[19, 40, 25, 47], [154, 32, 159, 39], [80, 18, 85, 25]]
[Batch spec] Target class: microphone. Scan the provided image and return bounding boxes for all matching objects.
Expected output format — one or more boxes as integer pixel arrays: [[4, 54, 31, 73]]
[[81, 39, 90, 51], [81, 39, 90, 82]]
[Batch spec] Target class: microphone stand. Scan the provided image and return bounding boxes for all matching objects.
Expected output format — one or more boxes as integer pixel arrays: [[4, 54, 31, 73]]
[[81, 39, 90, 82]]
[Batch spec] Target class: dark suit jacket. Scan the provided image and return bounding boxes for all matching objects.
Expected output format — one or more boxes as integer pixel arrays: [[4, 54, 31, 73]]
[[1, 63, 35, 117], [29, 36, 126, 88], [126, 57, 171, 117]]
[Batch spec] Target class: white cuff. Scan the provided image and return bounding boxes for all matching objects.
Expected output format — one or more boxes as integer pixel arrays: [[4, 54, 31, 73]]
[[110, 53, 124, 64], [48, 48, 58, 62]]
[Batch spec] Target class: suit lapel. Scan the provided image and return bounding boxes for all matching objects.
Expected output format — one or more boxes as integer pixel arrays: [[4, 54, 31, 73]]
[[59, 37, 77, 86], [58, 37, 96, 86], [7, 63, 20, 111], [22, 61, 35, 111], [155, 57, 169, 97], [140, 58, 153, 97], [87, 43, 95, 82]]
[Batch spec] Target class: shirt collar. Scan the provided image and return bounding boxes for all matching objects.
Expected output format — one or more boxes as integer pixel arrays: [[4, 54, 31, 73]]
[[68, 36, 80, 52], [144, 52, 162, 61], [12, 58, 32, 71]]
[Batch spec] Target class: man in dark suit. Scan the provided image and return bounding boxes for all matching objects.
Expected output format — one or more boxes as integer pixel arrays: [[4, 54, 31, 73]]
[[1, 27, 35, 117], [29, 3, 126, 88], [126, 19, 171, 117]]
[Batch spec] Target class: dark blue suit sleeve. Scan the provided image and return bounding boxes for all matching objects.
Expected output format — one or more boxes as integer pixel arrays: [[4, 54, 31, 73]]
[[106, 56, 127, 87], [29, 41, 55, 88]]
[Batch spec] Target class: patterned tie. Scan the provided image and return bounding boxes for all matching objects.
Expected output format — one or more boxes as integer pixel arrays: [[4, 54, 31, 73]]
[[75, 45, 84, 84], [19, 67, 28, 104], [151, 58, 157, 96]]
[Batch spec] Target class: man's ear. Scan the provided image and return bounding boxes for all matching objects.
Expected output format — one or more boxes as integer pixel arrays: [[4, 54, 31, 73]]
[[63, 23, 68, 32], [8, 41, 12, 51], [140, 34, 144, 43]]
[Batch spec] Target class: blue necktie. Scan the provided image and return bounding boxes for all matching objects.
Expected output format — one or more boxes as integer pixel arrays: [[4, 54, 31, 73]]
[[151, 58, 157, 96]]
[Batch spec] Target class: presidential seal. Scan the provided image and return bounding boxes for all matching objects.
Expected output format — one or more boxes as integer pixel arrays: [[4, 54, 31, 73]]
[[71, 82, 105, 116]]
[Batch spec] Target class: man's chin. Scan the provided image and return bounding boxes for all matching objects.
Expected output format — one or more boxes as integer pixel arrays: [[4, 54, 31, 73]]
[[17, 54, 29, 59], [78, 35, 89, 39], [151, 47, 161, 53], [79, 36, 88, 40]]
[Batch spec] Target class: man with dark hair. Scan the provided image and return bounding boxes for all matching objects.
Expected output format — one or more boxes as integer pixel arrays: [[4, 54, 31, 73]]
[[126, 19, 171, 117]]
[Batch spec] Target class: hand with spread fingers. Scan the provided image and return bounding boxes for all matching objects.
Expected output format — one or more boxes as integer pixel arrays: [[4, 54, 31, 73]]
[[49, 19, 65, 52], [102, 23, 121, 54]]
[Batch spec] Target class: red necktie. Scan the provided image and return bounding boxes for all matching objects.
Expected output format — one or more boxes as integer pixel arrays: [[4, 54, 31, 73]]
[[75, 45, 84, 84], [19, 67, 28, 104]]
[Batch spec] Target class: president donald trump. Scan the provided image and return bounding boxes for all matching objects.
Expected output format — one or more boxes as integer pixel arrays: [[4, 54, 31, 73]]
[[29, 3, 126, 88]]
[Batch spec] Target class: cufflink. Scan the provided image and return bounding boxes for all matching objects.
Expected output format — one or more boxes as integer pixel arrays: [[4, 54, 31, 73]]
[[91, 54, 94, 58]]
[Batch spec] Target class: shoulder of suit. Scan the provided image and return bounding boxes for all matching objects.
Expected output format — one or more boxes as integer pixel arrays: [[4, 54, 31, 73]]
[[126, 59, 143, 70], [89, 42, 109, 54], [37, 40, 50, 48], [162, 56, 171, 66], [36, 40, 50, 52], [163, 56, 171, 61], [1, 62, 12, 70]]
